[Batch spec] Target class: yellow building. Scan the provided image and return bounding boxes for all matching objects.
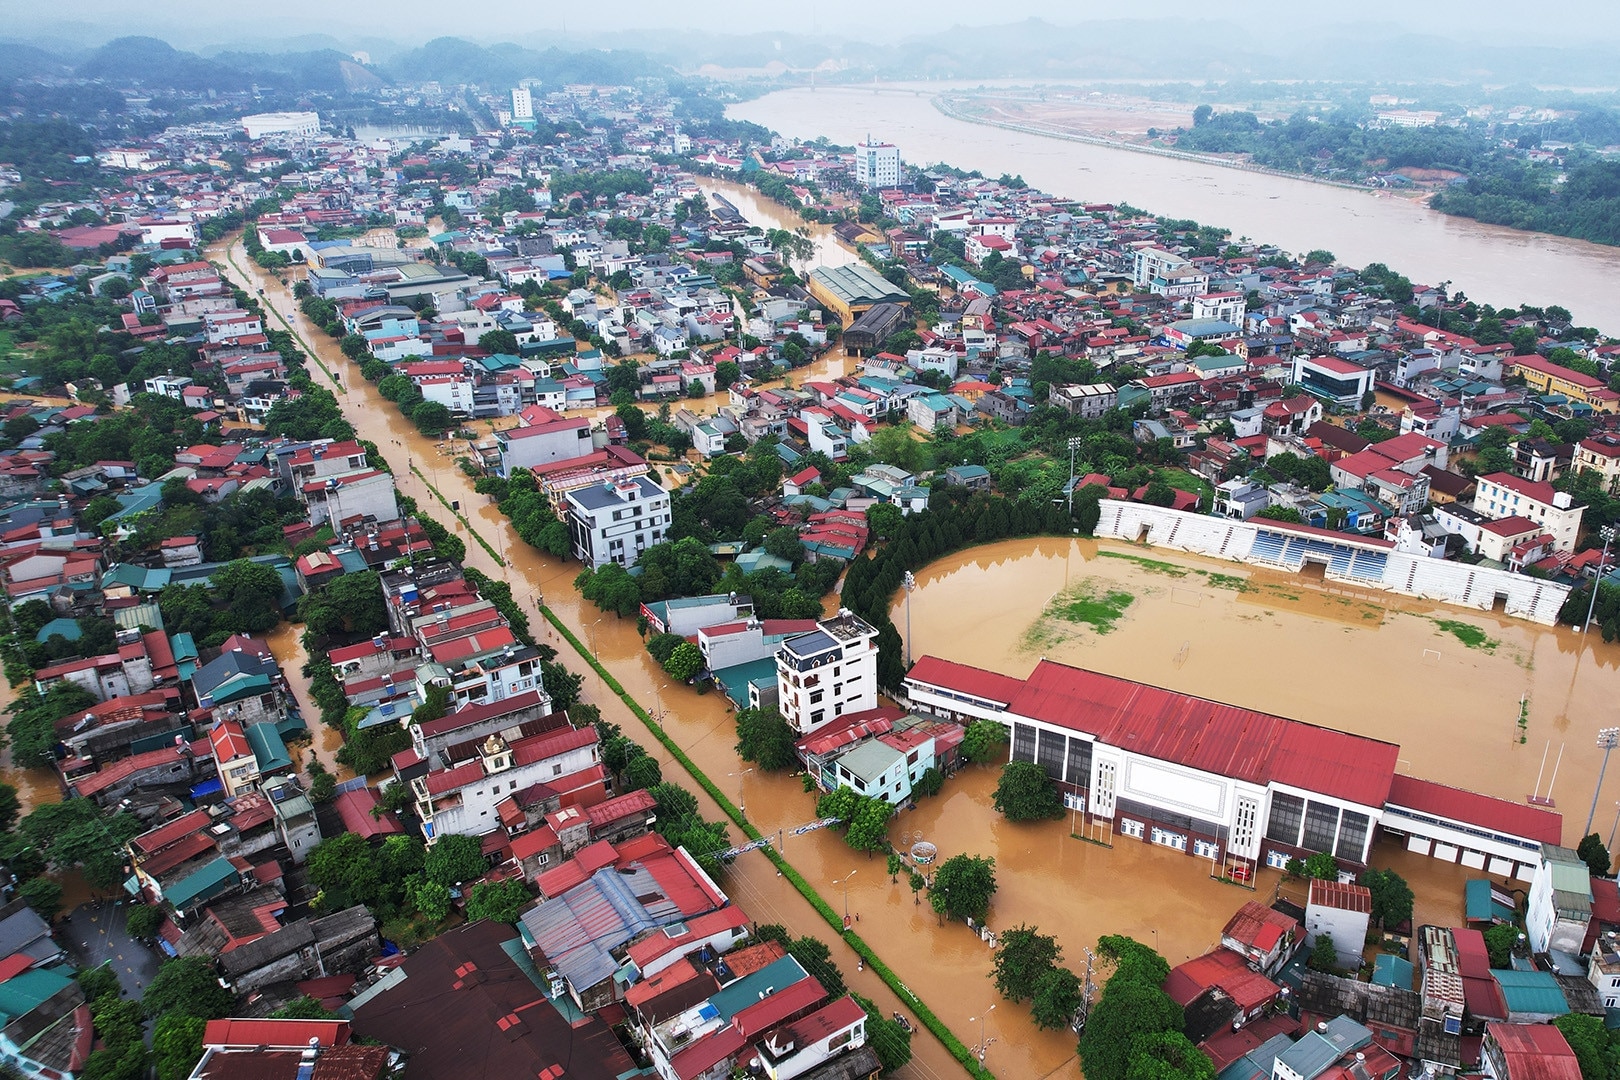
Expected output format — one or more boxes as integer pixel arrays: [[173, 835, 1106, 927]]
[[1510, 355, 1620, 413], [808, 263, 910, 324]]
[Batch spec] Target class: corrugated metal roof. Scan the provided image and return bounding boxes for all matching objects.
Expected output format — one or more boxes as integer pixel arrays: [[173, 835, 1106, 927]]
[[1387, 775, 1563, 846], [1008, 660, 1399, 808]]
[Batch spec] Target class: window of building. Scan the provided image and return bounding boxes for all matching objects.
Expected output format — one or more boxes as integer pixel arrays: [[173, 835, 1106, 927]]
[[1266, 793, 1304, 847], [809, 690, 823, 704], [1233, 797, 1258, 853], [1302, 801, 1340, 854], [1036, 730, 1066, 779], [1335, 811, 1369, 862], [1065, 738, 1093, 789], [1120, 818, 1144, 839], [810, 709, 824, 725], [1011, 724, 1036, 764]]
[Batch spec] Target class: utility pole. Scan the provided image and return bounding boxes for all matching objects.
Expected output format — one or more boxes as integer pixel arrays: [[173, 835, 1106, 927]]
[[1583, 525, 1616, 636], [1587, 727, 1620, 837], [902, 571, 916, 667]]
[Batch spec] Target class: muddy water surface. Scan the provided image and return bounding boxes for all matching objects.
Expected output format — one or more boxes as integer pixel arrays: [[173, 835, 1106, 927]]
[[895, 537, 1619, 833], [693, 178, 857, 272]]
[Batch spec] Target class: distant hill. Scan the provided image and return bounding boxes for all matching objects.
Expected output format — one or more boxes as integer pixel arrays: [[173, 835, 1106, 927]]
[[0, 42, 72, 80], [384, 37, 674, 89]]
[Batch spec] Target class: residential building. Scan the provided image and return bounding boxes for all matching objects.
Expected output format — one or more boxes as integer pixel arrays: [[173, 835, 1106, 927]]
[[1220, 901, 1301, 977], [1574, 433, 1620, 493], [1304, 880, 1373, 970], [1050, 383, 1118, 419], [187, 1019, 390, 1080], [412, 725, 602, 844], [565, 475, 671, 568], [1510, 354, 1620, 413], [1527, 843, 1594, 956], [496, 406, 594, 475], [1472, 472, 1585, 553], [776, 612, 880, 735]]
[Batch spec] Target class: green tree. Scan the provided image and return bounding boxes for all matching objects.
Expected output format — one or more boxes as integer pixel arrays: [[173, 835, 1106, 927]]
[[624, 754, 663, 791], [929, 853, 997, 923], [124, 904, 164, 941], [855, 994, 913, 1073], [296, 569, 386, 638], [908, 869, 925, 905], [1577, 833, 1612, 877], [478, 329, 520, 355], [1126, 1031, 1217, 1080], [1256, 505, 1305, 524], [1483, 922, 1520, 968], [1078, 979, 1183, 1080], [151, 1014, 207, 1080], [465, 878, 533, 924], [1308, 932, 1338, 972], [7, 682, 99, 767], [913, 767, 944, 797], [1358, 868, 1415, 929], [1304, 852, 1340, 880], [991, 924, 1061, 1001], [424, 832, 486, 887], [1552, 1014, 1610, 1080], [993, 761, 1063, 822], [270, 997, 342, 1020], [143, 957, 235, 1020], [715, 360, 740, 390], [845, 797, 896, 854], [1031, 966, 1084, 1030], [307, 832, 382, 909], [410, 878, 451, 922], [412, 400, 454, 436], [663, 641, 704, 682], [17, 877, 61, 922], [212, 559, 286, 634], [734, 706, 797, 771], [960, 720, 1009, 765]]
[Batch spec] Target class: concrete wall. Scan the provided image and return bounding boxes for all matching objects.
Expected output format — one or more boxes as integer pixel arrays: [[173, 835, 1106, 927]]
[[1094, 500, 1570, 626]]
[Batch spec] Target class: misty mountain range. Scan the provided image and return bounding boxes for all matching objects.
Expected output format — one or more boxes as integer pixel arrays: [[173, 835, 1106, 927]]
[[4, 20, 1620, 93]]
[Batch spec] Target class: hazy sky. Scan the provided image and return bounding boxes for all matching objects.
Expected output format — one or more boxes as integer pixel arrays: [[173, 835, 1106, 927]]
[[12, 0, 1620, 50]]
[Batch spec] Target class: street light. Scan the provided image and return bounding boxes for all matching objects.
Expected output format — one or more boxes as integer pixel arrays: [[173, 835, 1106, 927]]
[[1583, 525, 1617, 636], [729, 768, 754, 815], [834, 870, 858, 922], [968, 1004, 997, 1063], [1066, 436, 1085, 514], [901, 571, 916, 667], [1587, 727, 1620, 836]]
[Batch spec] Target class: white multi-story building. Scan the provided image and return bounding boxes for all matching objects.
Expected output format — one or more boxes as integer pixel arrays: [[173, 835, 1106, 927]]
[[775, 612, 880, 735], [510, 87, 533, 121], [1131, 247, 1191, 289], [241, 111, 321, 140], [1526, 843, 1593, 956], [565, 475, 670, 568], [1473, 472, 1585, 553], [497, 407, 594, 476], [302, 469, 399, 528], [853, 141, 901, 190]]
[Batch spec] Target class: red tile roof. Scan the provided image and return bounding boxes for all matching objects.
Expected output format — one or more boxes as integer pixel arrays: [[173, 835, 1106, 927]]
[[202, 1018, 351, 1049], [333, 788, 404, 840], [1484, 1023, 1580, 1080], [1386, 775, 1562, 845], [1308, 879, 1372, 914], [1165, 948, 1281, 1013], [1009, 660, 1400, 808], [1221, 901, 1299, 955]]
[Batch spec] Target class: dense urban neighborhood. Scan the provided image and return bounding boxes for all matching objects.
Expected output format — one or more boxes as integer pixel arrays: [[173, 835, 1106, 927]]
[[3, 40, 1620, 1080]]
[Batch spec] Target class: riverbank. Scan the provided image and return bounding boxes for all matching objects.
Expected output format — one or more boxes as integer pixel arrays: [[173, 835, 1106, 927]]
[[731, 86, 1620, 332], [935, 94, 1380, 196]]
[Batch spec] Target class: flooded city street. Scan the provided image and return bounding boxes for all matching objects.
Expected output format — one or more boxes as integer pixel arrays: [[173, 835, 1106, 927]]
[[693, 178, 858, 272], [180, 232, 1620, 1078]]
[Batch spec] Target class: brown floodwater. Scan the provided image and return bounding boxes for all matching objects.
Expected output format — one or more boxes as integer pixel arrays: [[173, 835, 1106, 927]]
[[0, 673, 63, 815], [694, 178, 858, 272], [263, 622, 356, 782], [893, 537, 1620, 837], [207, 235, 1574, 1079]]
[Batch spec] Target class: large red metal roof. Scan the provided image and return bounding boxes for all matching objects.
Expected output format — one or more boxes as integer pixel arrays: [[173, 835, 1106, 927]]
[[1007, 660, 1399, 808], [1387, 775, 1563, 845], [905, 656, 1025, 705]]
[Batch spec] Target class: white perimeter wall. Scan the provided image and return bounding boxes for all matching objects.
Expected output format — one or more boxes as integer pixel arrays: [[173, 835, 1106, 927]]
[[1095, 500, 1570, 626]]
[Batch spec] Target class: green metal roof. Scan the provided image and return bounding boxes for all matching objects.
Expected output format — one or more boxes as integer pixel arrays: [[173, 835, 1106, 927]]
[[809, 263, 909, 309], [709, 956, 808, 1021], [246, 722, 292, 774], [0, 967, 74, 1024], [835, 740, 905, 786], [1492, 968, 1569, 1017], [165, 857, 239, 910], [209, 672, 273, 707], [33, 618, 81, 644]]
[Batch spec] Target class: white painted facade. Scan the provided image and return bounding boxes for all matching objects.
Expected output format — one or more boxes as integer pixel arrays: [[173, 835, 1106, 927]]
[[776, 613, 880, 735]]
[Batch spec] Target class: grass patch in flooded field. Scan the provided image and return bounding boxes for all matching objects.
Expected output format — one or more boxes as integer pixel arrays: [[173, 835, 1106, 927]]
[[1432, 618, 1499, 652], [1097, 551, 1191, 577], [1023, 583, 1138, 648], [1204, 573, 1250, 591]]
